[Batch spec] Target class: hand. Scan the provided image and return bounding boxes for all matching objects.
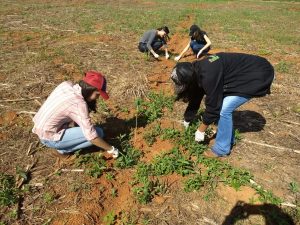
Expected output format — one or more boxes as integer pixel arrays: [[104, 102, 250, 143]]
[[153, 53, 159, 59], [165, 53, 170, 59], [107, 146, 119, 159], [195, 130, 205, 142], [197, 51, 203, 59], [174, 56, 181, 61], [183, 120, 190, 129]]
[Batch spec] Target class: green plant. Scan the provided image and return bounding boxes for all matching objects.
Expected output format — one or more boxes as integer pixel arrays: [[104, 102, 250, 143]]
[[105, 172, 115, 181], [0, 173, 19, 207], [76, 153, 107, 178], [254, 186, 282, 205], [160, 127, 181, 140], [184, 174, 204, 192], [234, 129, 242, 142], [43, 192, 55, 204], [111, 188, 118, 198], [8, 209, 18, 219], [16, 166, 29, 184], [135, 92, 174, 123], [289, 181, 299, 194], [103, 211, 116, 225], [115, 134, 142, 169], [143, 123, 161, 146], [133, 178, 167, 204], [276, 61, 290, 73], [151, 148, 195, 176]]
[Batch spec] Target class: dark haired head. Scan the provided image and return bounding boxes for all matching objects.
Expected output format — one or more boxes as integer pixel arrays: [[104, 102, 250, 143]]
[[189, 24, 201, 37], [78, 80, 98, 112], [171, 62, 196, 102], [157, 26, 170, 41]]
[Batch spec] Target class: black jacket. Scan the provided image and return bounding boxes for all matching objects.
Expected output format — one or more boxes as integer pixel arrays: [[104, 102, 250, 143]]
[[184, 53, 274, 125]]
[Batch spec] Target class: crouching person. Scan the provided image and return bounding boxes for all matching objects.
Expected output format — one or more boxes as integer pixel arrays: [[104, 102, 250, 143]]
[[171, 53, 274, 157], [32, 71, 119, 158]]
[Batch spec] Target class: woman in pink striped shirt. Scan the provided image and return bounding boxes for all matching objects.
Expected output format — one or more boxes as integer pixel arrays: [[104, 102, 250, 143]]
[[32, 71, 119, 158]]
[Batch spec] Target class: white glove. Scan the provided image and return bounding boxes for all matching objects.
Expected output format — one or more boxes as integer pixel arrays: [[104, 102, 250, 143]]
[[165, 53, 170, 59], [195, 130, 205, 142], [153, 53, 159, 59], [183, 120, 190, 129], [107, 146, 119, 159], [174, 56, 181, 61]]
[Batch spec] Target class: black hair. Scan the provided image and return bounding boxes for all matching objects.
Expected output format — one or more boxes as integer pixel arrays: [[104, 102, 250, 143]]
[[78, 80, 98, 112], [157, 26, 170, 42], [173, 62, 198, 103]]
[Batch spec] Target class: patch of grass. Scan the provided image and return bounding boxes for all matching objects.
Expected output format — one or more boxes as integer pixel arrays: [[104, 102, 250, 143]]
[[111, 188, 118, 198], [254, 186, 282, 205], [143, 123, 162, 146], [70, 183, 91, 192], [75, 153, 107, 178], [275, 61, 291, 73], [160, 127, 181, 140], [43, 192, 55, 204], [0, 173, 19, 207], [184, 174, 204, 192], [151, 148, 196, 176], [135, 92, 174, 123], [133, 178, 167, 204], [103, 211, 116, 225], [105, 172, 115, 181], [289, 181, 299, 194], [115, 134, 142, 169], [177, 123, 207, 157], [234, 129, 242, 142]]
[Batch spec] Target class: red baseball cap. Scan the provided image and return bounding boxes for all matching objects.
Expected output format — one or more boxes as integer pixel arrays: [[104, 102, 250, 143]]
[[83, 71, 109, 100]]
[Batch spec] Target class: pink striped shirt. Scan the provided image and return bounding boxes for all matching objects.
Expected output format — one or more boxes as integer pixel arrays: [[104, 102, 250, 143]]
[[32, 81, 98, 141]]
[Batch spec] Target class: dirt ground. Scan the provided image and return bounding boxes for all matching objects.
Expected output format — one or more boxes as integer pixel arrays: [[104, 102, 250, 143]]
[[0, 0, 299, 225]]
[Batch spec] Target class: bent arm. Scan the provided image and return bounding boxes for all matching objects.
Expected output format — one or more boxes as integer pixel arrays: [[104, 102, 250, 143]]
[[197, 35, 211, 57], [90, 137, 112, 151], [178, 41, 191, 58]]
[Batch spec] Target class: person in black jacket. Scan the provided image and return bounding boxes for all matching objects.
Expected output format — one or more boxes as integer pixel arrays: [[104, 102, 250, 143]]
[[171, 53, 274, 157], [174, 25, 211, 61]]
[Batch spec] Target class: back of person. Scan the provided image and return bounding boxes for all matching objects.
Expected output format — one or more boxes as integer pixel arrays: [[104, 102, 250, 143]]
[[140, 29, 157, 44], [32, 81, 84, 140], [218, 52, 273, 76]]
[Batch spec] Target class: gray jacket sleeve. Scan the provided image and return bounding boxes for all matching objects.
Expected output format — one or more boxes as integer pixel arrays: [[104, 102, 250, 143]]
[[146, 31, 156, 51]]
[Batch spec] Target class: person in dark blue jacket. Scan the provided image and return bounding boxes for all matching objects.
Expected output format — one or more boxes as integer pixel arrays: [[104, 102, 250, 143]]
[[171, 52, 274, 157]]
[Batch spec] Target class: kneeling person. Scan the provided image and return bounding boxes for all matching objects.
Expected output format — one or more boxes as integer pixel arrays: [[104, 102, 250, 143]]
[[32, 71, 119, 158]]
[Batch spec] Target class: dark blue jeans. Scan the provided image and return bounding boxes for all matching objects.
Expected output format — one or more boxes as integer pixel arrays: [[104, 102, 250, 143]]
[[190, 40, 210, 55], [138, 40, 164, 52]]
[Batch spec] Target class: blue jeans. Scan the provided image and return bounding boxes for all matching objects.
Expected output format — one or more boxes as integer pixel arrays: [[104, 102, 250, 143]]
[[41, 126, 104, 154], [211, 96, 250, 156], [190, 40, 210, 55], [138, 40, 164, 52]]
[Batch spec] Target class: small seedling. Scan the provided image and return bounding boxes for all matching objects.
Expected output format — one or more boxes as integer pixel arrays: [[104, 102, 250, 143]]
[[135, 92, 174, 123], [111, 188, 118, 198], [75, 153, 107, 178], [43, 192, 55, 204], [143, 123, 161, 146], [184, 174, 204, 192], [289, 181, 299, 194], [103, 211, 116, 225], [105, 172, 115, 181], [0, 173, 19, 207], [115, 134, 142, 169]]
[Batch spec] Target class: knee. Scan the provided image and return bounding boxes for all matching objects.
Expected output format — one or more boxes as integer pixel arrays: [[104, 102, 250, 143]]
[[220, 107, 233, 118], [95, 127, 104, 138]]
